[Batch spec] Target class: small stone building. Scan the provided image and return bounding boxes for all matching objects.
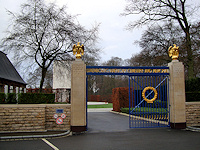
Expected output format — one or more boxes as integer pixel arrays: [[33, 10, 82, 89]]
[[53, 60, 71, 103], [0, 51, 26, 93]]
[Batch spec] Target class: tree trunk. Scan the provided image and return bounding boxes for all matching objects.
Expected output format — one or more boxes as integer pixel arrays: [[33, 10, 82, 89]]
[[185, 31, 194, 79], [39, 67, 47, 93]]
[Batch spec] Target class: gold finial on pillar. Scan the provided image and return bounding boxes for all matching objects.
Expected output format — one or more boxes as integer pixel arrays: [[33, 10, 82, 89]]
[[168, 44, 179, 60], [73, 42, 84, 59]]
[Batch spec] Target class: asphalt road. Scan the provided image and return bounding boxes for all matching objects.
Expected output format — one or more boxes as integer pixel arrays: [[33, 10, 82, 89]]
[[87, 111, 129, 133], [0, 111, 200, 150]]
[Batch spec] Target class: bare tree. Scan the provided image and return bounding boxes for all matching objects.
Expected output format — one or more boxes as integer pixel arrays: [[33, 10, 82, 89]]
[[27, 66, 53, 88], [122, 0, 200, 79], [134, 23, 185, 66], [1, 0, 100, 92], [94, 57, 128, 97], [127, 22, 200, 78]]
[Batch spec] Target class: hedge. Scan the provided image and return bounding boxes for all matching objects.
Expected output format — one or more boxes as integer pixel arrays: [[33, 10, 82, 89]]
[[18, 93, 55, 104], [186, 92, 200, 102], [185, 78, 200, 92], [185, 78, 200, 102], [112, 87, 130, 112], [121, 107, 168, 115], [151, 100, 167, 108], [0, 93, 55, 104], [0, 93, 17, 104], [0, 93, 6, 104], [6, 93, 17, 104]]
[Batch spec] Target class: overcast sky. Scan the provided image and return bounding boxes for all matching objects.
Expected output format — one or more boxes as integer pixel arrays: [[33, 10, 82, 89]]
[[0, 0, 200, 63], [0, 0, 144, 62]]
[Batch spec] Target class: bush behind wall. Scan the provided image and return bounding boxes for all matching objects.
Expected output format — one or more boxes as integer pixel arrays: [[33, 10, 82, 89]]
[[18, 93, 55, 104], [0, 93, 55, 104], [0, 93, 17, 104]]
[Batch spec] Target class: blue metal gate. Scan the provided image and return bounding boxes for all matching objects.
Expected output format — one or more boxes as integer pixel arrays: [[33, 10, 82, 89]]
[[129, 73, 169, 128], [86, 66, 170, 128]]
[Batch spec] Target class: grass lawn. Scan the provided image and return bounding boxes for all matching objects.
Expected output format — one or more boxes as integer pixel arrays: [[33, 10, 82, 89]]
[[121, 107, 168, 114], [87, 103, 113, 108]]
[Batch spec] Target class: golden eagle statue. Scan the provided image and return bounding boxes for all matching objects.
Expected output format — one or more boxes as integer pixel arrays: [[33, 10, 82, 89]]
[[73, 42, 84, 59], [168, 44, 179, 60]]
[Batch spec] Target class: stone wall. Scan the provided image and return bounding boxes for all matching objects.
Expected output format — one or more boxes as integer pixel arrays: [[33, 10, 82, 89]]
[[0, 104, 71, 132], [185, 102, 200, 127], [45, 104, 71, 131]]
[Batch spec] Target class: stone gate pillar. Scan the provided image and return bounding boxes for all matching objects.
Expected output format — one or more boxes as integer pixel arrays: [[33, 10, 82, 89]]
[[168, 60, 186, 129], [70, 42, 86, 132]]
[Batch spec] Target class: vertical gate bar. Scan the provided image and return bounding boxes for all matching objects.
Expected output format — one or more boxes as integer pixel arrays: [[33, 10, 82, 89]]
[[164, 76, 166, 126], [167, 76, 168, 125], [140, 77, 141, 128], [151, 76, 152, 127], [167, 76, 170, 126], [157, 76, 159, 127], [154, 75, 157, 126], [134, 76, 138, 127], [163, 75, 165, 124], [145, 76, 146, 127], [151, 76, 153, 127], [148, 76, 150, 127], [141, 77, 142, 128], [155, 76, 157, 127], [145, 76, 147, 127], [132, 77, 134, 114], [133, 77, 134, 128], [136, 76, 138, 128], [155, 76, 158, 125], [131, 76, 135, 126], [160, 76, 162, 126], [132, 77, 134, 128], [129, 76, 131, 128], [146, 76, 148, 128], [163, 76, 165, 126], [159, 76, 161, 126], [86, 75, 88, 130], [160, 75, 162, 126]]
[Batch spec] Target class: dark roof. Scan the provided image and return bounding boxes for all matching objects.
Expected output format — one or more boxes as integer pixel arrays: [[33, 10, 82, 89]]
[[0, 51, 26, 85]]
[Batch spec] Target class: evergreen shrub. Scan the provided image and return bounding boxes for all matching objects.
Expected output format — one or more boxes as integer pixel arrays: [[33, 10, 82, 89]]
[[185, 78, 200, 102], [18, 93, 55, 104], [0, 93, 6, 104], [6, 93, 17, 104]]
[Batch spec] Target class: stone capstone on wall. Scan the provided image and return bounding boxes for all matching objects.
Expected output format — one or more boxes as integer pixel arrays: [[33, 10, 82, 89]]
[[0, 104, 71, 132]]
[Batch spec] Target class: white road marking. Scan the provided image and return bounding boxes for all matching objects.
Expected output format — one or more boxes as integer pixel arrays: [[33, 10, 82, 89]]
[[42, 138, 59, 150]]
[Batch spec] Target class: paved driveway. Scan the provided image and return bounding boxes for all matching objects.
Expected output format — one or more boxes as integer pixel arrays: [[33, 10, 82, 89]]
[[87, 111, 129, 133]]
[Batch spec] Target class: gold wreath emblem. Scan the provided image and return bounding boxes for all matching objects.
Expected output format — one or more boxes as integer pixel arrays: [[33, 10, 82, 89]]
[[142, 87, 158, 103]]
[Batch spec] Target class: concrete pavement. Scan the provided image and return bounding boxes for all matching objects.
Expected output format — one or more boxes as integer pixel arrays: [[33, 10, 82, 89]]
[[87, 108, 112, 112]]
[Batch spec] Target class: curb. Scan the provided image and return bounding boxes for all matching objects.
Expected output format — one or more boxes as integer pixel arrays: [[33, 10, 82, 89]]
[[0, 130, 71, 140], [110, 110, 129, 117], [186, 126, 200, 132]]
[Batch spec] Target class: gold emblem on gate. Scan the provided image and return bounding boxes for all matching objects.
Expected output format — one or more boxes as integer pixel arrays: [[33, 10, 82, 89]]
[[142, 86, 158, 103]]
